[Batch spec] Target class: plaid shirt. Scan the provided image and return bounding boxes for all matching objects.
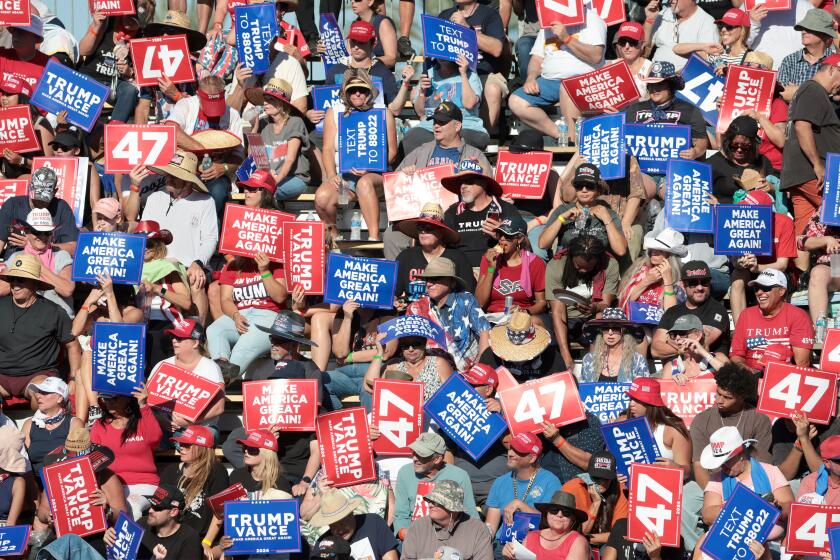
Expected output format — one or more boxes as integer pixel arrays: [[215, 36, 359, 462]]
[[778, 46, 836, 87]]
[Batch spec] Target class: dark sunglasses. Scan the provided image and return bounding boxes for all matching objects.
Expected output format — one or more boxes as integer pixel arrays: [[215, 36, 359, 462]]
[[601, 326, 625, 334], [242, 445, 261, 456], [546, 507, 569, 517], [616, 38, 639, 48], [52, 144, 75, 152], [573, 183, 597, 191], [667, 330, 693, 340], [401, 339, 425, 349], [416, 224, 438, 233], [241, 186, 261, 193], [685, 279, 711, 287], [730, 142, 753, 152], [149, 504, 172, 512], [754, 285, 780, 293], [717, 24, 737, 31], [347, 86, 369, 96]]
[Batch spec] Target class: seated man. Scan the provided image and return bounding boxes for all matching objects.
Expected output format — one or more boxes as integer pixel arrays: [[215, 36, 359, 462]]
[[309, 491, 399, 560]]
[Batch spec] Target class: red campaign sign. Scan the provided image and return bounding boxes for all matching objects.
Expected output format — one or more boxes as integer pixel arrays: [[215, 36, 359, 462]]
[[717, 65, 777, 133], [0, 0, 30, 26], [658, 378, 717, 428], [591, 0, 626, 26], [494, 151, 552, 200], [316, 407, 376, 488], [743, 0, 790, 12], [757, 362, 837, 425], [820, 328, 840, 375], [0, 105, 39, 154], [129, 35, 195, 88], [0, 179, 27, 208], [498, 371, 585, 436], [283, 220, 325, 295], [383, 164, 459, 222], [104, 123, 177, 173], [42, 456, 108, 538], [495, 366, 519, 393], [412, 481, 435, 520], [785, 502, 840, 555], [536, 0, 585, 28], [562, 60, 641, 113], [146, 362, 223, 423], [627, 463, 683, 547], [371, 379, 424, 456], [207, 483, 248, 517], [219, 203, 296, 262], [89, 0, 135, 15], [241, 379, 318, 432]]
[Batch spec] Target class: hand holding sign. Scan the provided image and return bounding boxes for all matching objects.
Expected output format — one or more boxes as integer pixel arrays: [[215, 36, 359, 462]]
[[498, 371, 585, 435]]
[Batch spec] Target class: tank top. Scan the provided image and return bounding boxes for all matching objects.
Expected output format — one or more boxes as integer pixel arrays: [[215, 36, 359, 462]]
[[653, 423, 674, 461], [0, 475, 16, 522], [28, 415, 72, 472], [397, 357, 442, 401], [523, 530, 586, 559]]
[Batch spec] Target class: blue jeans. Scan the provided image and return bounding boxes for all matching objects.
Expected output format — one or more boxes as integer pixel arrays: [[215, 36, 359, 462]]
[[112, 79, 139, 123], [515, 34, 537, 81], [323, 363, 371, 411], [275, 175, 308, 201], [206, 175, 231, 218], [519, 211, 549, 261], [206, 308, 277, 373]]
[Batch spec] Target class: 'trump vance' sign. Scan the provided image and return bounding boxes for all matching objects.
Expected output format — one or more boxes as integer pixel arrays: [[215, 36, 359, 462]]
[[30, 59, 109, 132]]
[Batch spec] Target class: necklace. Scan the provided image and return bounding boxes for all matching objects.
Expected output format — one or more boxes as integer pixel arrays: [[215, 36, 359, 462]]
[[540, 530, 564, 543], [721, 408, 745, 431], [10, 297, 36, 334], [513, 468, 539, 502], [460, 2, 479, 19]]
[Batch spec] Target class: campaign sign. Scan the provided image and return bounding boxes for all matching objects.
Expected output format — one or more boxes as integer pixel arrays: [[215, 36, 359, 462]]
[[0, 525, 30, 557], [107, 511, 143, 560], [757, 362, 837, 425], [91, 322, 145, 396], [820, 329, 840, 375], [717, 65, 777, 133], [31, 60, 109, 132], [242, 379, 318, 432], [423, 373, 508, 460], [627, 464, 683, 547], [591, 0, 626, 26], [624, 124, 691, 175], [72, 232, 146, 285], [129, 36, 194, 87], [220, 204, 295, 262], [601, 417, 661, 478], [104, 124, 177, 173], [677, 55, 724, 127], [498, 370, 586, 436], [743, 0, 791, 14], [146, 361, 222, 422], [786, 503, 840, 555], [494, 151, 552, 200], [659, 378, 717, 428], [421, 15, 478, 71], [0, 0, 29, 25], [316, 407, 377, 488], [383, 164, 458, 221], [665, 159, 713, 234], [0, 179, 27, 208], [236, 156, 257, 182], [0, 105, 39, 153], [499, 512, 542, 545], [319, 14, 349, 69], [32, 157, 88, 227], [283, 220, 325, 295], [311, 85, 341, 134], [371, 379, 424, 456], [562, 61, 640, 113], [338, 109, 387, 173], [208, 483, 248, 517], [713, 204, 773, 256], [821, 153, 840, 227], [536, 0, 585, 27], [43, 456, 108, 537], [378, 315, 447, 348], [579, 113, 626, 180], [578, 382, 631, 424], [235, 4, 278, 75], [830, 526, 840, 560], [90, 0, 135, 15], [628, 302, 663, 325], [224, 500, 301, 555], [324, 253, 398, 310], [701, 483, 780, 560]]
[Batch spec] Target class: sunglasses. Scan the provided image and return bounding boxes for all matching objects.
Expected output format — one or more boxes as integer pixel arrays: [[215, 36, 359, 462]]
[[573, 183, 596, 191], [52, 144, 75, 152], [178, 443, 194, 449], [601, 326, 625, 334], [347, 87, 369, 96], [546, 507, 569, 517], [685, 279, 711, 288], [241, 186, 261, 193], [616, 38, 639, 48], [718, 24, 737, 31], [667, 330, 693, 340], [416, 224, 438, 233], [754, 285, 780, 293], [149, 504, 172, 512], [730, 142, 753, 152], [401, 339, 425, 349], [242, 445, 261, 456]]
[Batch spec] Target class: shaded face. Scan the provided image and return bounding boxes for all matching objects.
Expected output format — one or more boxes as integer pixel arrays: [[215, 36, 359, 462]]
[[427, 500, 452, 525], [729, 134, 753, 163], [101, 395, 129, 416], [146, 505, 175, 528], [34, 390, 63, 412], [459, 182, 484, 204], [262, 96, 285, 117], [616, 38, 641, 61], [329, 513, 356, 541], [144, 240, 162, 262], [165, 176, 190, 196], [573, 255, 598, 275], [715, 387, 742, 414], [754, 285, 784, 312], [94, 212, 119, 233], [9, 28, 37, 52], [270, 335, 292, 361], [425, 278, 451, 300], [826, 458, 840, 477], [348, 39, 373, 62], [171, 336, 200, 358], [416, 224, 443, 247], [9, 277, 36, 301], [52, 144, 79, 157], [0, 91, 18, 107], [801, 29, 826, 49], [648, 249, 669, 266], [400, 337, 426, 362], [628, 397, 647, 418], [497, 232, 522, 255], [647, 82, 672, 105], [241, 444, 262, 466], [177, 442, 198, 463], [432, 119, 459, 142], [721, 452, 746, 476], [573, 182, 598, 205], [506, 448, 533, 470], [545, 508, 574, 532], [683, 277, 710, 305], [26, 229, 52, 250], [601, 326, 624, 347]]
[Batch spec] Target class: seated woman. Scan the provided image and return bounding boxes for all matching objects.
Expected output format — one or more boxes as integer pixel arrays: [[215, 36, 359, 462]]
[[707, 116, 777, 205], [22, 378, 83, 476], [481, 310, 565, 381], [673, 8, 750, 70], [561, 451, 628, 548], [580, 308, 648, 383], [660, 315, 728, 384], [503, 491, 590, 560], [799, 210, 840, 324]]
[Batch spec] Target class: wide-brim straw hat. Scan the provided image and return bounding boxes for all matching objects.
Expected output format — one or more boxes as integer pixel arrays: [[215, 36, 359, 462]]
[[188, 130, 242, 155], [144, 10, 208, 52], [245, 78, 307, 123], [414, 257, 466, 291], [0, 253, 51, 291], [148, 149, 208, 193], [309, 491, 364, 527], [489, 310, 551, 362], [397, 202, 460, 246]]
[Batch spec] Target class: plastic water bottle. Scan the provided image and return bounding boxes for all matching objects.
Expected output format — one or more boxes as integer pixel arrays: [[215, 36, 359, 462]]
[[338, 179, 349, 206], [200, 154, 213, 172], [555, 120, 568, 147], [816, 312, 827, 344], [575, 118, 582, 144], [350, 211, 362, 241]]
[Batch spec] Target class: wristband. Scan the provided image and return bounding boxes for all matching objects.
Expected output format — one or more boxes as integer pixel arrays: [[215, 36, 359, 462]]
[[373, 354, 383, 360], [202, 539, 212, 547], [663, 290, 676, 296], [553, 434, 566, 448], [81, 305, 90, 313], [535, 216, 545, 225], [557, 216, 567, 225], [487, 267, 495, 275], [170, 91, 183, 102], [563, 34, 573, 45], [301, 476, 312, 484], [130, 184, 139, 192], [261, 271, 272, 279], [347, 351, 354, 364], [794, 439, 804, 450]]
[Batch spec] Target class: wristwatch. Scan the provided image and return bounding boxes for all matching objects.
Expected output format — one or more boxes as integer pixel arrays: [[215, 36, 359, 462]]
[[301, 476, 312, 484]]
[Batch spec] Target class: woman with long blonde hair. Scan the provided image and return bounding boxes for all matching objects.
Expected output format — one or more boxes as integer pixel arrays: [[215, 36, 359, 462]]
[[580, 308, 649, 383]]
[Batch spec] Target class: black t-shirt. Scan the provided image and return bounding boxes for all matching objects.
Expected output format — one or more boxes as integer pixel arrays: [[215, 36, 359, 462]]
[[781, 80, 840, 190], [478, 346, 567, 382], [77, 18, 119, 85], [395, 246, 476, 298], [230, 466, 294, 496], [438, 5, 506, 76], [0, 295, 74, 376], [312, 515, 398, 560], [707, 152, 776, 204], [160, 462, 230, 535], [0, 196, 79, 260], [658, 298, 731, 355], [137, 519, 203, 560], [443, 199, 525, 267], [624, 98, 707, 141], [325, 61, 398, 105]]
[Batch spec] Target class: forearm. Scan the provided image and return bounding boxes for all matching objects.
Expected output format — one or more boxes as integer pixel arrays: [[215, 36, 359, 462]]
[[67, 340, 82, 374], [693, 463, 709, 487], [389, 82, 412, 116], [78, 27, 104, 56], [778, 448, 803, 481], [42, 269, 74, 298], [476, 33, 503, 58], [672, 43, 708, 56], [161, 285, 192, 311], [566, 41, 604, 66], [272, 149, 299, 182], [552, 439, 592, 470], [760, 118, 785, 148], [173, 126, 205, 151], [221, 299, 240, 319], [55, 241, 77, 255], [333, 318, 354, 358], [701, 504, 722, 526], [198, 396, 226, 423], [622, 198, 642, 229], [538, 219, 563, 249], [526, 56, 544, 81], [604, 219, 628, 256], [261, 275, 288, 304], [302, 442, 320, 480], [527, 298, 547, 315], [475, 274, 493, 308]]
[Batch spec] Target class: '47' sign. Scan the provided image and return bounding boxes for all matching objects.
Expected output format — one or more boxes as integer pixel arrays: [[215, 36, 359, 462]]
[[130, 35, 195, 87], [628, 463, 683, 548], [536, 0, 585, 28], [820, 328, 840, 375], [786, 503, 840, 555], [371, 379, 424, 456], [757, 362, 837, 425], [498, 371, 585, 436], [104, 124, 177, 173], [677, 55, 724, 127]]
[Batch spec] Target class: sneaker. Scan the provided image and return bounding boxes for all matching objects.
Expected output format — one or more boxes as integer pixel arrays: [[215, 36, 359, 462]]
[[397, 36, 414, 60], [215, 359, 241, 385], [86, 405, 102, 428]]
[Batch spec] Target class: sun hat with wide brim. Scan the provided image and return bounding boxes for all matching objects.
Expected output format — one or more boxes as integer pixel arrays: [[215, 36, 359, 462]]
[[245, 78, 307, 122], [643, 227, 688, 257], [582, 308, 644, 342], [143, 10, 208, 52], [413, 257, 466, 291], [397, 202, 460, 246], [0, 253, 52, 291], [440, 159, 503, 198], [187, 129, 242, 155], [700, 426, 757, 470], [148, 149, 208, 193], [490, 310, 551, 362], [309, 490, 364, 527], [535, 491, 588, 524]]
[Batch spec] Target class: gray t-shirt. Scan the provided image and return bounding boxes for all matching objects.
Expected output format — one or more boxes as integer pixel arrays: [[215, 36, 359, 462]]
[[10, 249, 73, 318], [781, 80, 840, 190], [259, 115, 311, 183]]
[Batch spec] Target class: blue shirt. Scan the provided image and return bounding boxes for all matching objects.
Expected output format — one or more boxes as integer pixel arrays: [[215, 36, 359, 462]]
[[486, 468, 561, 539], [778, 46, 836, 87]]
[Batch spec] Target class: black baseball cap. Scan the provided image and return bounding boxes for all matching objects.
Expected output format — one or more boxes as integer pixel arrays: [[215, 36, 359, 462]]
[[315, 535, 352, 559], [146, 484, 184, 509], [682, 261, 712, 281], [510, 129, 545, 154], [497, 217, 527, 237], [727, 115, 759, 139], [588, 451, 617, 480], [572, 163, 601, 187], [433, 102, 463, 124], [49, 131, 82, 150]]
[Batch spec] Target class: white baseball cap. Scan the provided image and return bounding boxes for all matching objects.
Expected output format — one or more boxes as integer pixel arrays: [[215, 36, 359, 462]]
[[700, 426, 757, 470], [748, 269, 788, 290], [27, 377, 69, 400], [25, 208, 56, 232]]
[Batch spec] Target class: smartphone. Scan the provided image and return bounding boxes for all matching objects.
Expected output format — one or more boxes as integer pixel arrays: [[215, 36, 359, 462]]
[[487, 211, 501, 222]]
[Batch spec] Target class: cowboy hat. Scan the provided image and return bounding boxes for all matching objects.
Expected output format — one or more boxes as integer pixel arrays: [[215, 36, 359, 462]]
[[582, 308, 644, 342], [0, 253, 51, 290], [489, 310, 551, 362], [414, 257, 466, 291], [134, 220, 173, 244], [396, 202, 460, 246], [643, 228, 688, 257], [440, 159, 502, 198], [144, 10, 208, 52], [257, 310, 318, 347], [534, 491, 588, 524], [309, 491, 364, 527], [700, 426, 757, 470], [148, 150, 208, 193]]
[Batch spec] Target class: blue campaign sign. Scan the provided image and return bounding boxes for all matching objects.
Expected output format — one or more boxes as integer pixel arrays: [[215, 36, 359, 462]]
[[0, 525, 30, 557], [338, 109, 388, 173], [628, 302, 663, 325], [421, 15, 478, 71], [424, 373, 507, 460], [71, 232, 146, 285], [224, 499, 301, 555], [312, 85, 341, 134], [600, 417, 661, 478], [578, 382, 631, 424], [324, 253, 398, 310], [624, 124, 691, 175], [378, 315, 447, 348], [236, 156, 256, 182], [677, 55, 724, 127], [665, 159, 714, 234], [714, 204, 774, 256], [830, 526, 840, 560], [821, 153, 840, 226], [92, 323, 146, 396], [30, 59, 110, 132], [499, 512, 542, 544], [107, 511, 144, 560], [319, 13, 349, 71], [700, 483, 780, 560], [234, 4, 278, 75], [579, 114, 626, 180]]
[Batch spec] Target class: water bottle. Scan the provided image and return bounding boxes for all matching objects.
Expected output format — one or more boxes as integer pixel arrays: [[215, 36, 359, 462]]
[[200, 154, 213, 172], [575, 207, 589, 230], [350, 211, 362, 241], [555, 120, 568, 147], [816, 312, 827, 344], [575, 118, 582, 144], [337, 179, 349, 206]]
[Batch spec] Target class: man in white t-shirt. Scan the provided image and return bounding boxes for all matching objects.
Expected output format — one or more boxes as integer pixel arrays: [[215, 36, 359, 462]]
[[508, 10, 606, 142], [645, 0, 718, 70]]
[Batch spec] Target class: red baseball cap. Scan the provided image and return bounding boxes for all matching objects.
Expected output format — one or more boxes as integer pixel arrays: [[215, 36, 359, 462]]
[[627, 378, 665, 407], [738, 190, 774, 206], [237, 169, 277, 194], [510, 432, 542, 456], [237, 429, 279, 452], [0, 75, 31, 96], [347, 20, 376, 43], [171, 425, 215, 448], [822, 54, 840, 68], [460, 364, 498, 389], [614, 21, 644, 43], [197, 88, 227, 118], [165, 319, 206, 341], [716, 8, 751, 28], [821, 435, 840, 460]]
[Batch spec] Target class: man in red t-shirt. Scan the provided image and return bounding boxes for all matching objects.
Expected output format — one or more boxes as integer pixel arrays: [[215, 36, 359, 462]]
[[0, 16, 51, 93], [731, 268, 814, 371]]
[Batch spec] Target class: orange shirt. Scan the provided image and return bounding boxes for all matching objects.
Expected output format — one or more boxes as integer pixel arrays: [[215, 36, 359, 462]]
[[562, 477, 628, 526]]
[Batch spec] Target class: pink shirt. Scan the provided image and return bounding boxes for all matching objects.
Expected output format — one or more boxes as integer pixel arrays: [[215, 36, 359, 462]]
[[90, 406, 163, 486], [704, 462, 789, 498]]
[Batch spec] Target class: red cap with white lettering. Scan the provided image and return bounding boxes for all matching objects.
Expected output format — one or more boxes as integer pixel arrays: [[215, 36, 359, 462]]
[[236, 169, 277, 194], [614, 22, 644, 43], [171, 425, 215, 448], [822, 54, 840, 68], [237, 429, 279, 452]]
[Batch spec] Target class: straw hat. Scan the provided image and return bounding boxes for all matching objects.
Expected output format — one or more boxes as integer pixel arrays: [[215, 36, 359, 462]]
[[0, 253, 51, 290], [309, 491, 363, 527], [245, 78, 306, 121], [733, 168, 765, 191], [148, 150, 208, 193], [189, 129, 242, 154], [489, 310, 551, 362], [144, 10, 207, 52], [397, 202, 460, 246]]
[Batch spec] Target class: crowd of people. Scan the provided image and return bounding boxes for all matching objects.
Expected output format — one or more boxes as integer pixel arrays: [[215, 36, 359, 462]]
[[2, 0, 840, 558]]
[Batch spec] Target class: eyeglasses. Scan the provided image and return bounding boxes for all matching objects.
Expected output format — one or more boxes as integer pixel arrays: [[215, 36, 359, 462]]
[[718, 24, 737, 31], [730, 142, 753, 152], [685, 279, 711, 288], [616, 39, 639, 48], [242, 445, 261, 456]]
